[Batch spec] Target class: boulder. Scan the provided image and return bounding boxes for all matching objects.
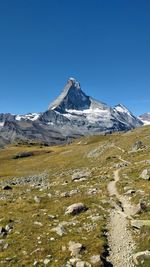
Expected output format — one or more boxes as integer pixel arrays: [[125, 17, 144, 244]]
[[140, 169, 150, 181], [68, 241, 84, 256], [131, 220, 150, 229], [65, 203, 87, 215], [72, 170, 91, 182], [2, 185, 12, 190]]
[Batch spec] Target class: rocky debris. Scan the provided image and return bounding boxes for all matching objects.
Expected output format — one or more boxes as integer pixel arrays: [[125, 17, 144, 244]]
[[0, 172, 48, 187], [12, 151, 34, 159], [133, 250, 150, 265], [65, 203, 87, 215], [51, 224, 66, 236], [131, 140, 145, 152], [87, 187, 102, 195], [131, 220, 150, 229], [68, 241, 84, 257], [72, 170, 91, 182], [115, 162, 128, 168], [87, 142, 114, 158], [140, 169, 150, 181], [2, 185, 12, 190]]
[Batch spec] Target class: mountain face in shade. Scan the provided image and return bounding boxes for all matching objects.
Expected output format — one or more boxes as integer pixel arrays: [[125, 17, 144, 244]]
[[139, 113, 150, 125], [0, 78, 144, 145]]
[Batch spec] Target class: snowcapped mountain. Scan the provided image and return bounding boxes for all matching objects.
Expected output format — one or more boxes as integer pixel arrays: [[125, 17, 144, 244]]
[[0, 78, 144, 145], [139, 113, 150, 125]]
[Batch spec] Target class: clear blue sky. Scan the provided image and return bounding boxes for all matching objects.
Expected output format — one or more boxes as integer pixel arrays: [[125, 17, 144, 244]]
[[0, 0, 150, 115]]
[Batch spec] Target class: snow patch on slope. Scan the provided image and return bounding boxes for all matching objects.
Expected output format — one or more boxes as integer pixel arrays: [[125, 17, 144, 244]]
[[16, 113, 40, 121]]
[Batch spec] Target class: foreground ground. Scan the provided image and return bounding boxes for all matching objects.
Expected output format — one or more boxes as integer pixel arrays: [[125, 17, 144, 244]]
[[0, 125, 150, 266]]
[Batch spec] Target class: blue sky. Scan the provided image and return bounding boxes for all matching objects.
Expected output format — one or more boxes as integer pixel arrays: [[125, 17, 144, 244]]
[[0, 0, 150, 115]]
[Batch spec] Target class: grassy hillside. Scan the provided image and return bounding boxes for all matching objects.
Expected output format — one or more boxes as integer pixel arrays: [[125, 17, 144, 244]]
[[0, 125, 150, 266]]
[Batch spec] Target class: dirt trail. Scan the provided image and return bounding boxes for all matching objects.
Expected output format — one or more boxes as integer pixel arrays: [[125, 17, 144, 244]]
[[107, 169, 135, 267]]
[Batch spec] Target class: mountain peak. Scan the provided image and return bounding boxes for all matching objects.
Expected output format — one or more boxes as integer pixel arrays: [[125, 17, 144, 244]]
[[48, 78, 90, 112], [68, 77, 80, 89]]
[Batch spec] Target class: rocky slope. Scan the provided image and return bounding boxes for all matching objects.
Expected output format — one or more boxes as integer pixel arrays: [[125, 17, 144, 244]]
[[0, 78, 143, 145]]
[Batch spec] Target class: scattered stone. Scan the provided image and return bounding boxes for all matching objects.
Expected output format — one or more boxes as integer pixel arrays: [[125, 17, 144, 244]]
[[68, 241, 84, 257], [65, 203, 87, 215]]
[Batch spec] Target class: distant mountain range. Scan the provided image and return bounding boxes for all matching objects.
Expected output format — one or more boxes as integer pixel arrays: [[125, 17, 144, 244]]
[[0, 77, 148, 146], [139, 113, 150, 125]]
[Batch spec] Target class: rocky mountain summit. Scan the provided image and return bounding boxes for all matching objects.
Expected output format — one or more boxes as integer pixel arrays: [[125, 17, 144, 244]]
[[0, 78, 143, 145]]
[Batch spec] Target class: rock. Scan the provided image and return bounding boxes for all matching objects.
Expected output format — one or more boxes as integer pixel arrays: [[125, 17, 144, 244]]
[[43, 258, 51, 265], [90, 255, 101, 264], [133, 250, 150, 265], [51, 224, 66, 236], [2, 185, 12, 190], [68, 241, 84, 256], [140, 169, 150, 181], [61, 192, 70, 198], [72, 170, 91, 181], [70, 189, 80, 196], [76, 261, 91, 267], [0, 227, 7, 236], [124, 189, 136, 195], [3, 243, 9, 250], [131, 220, 150, 229], [132, 140, 144, 151], [5, 224, 13, 233], [48, 214, 56, 220], [34, 221, 43, 227], [87, 188, 101, 195], [34, 196, 41, 203], [65, 203, 87, 215]]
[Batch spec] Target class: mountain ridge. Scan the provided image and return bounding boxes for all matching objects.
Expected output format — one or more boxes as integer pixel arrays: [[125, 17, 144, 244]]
[[0, 78, 144, 145]]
